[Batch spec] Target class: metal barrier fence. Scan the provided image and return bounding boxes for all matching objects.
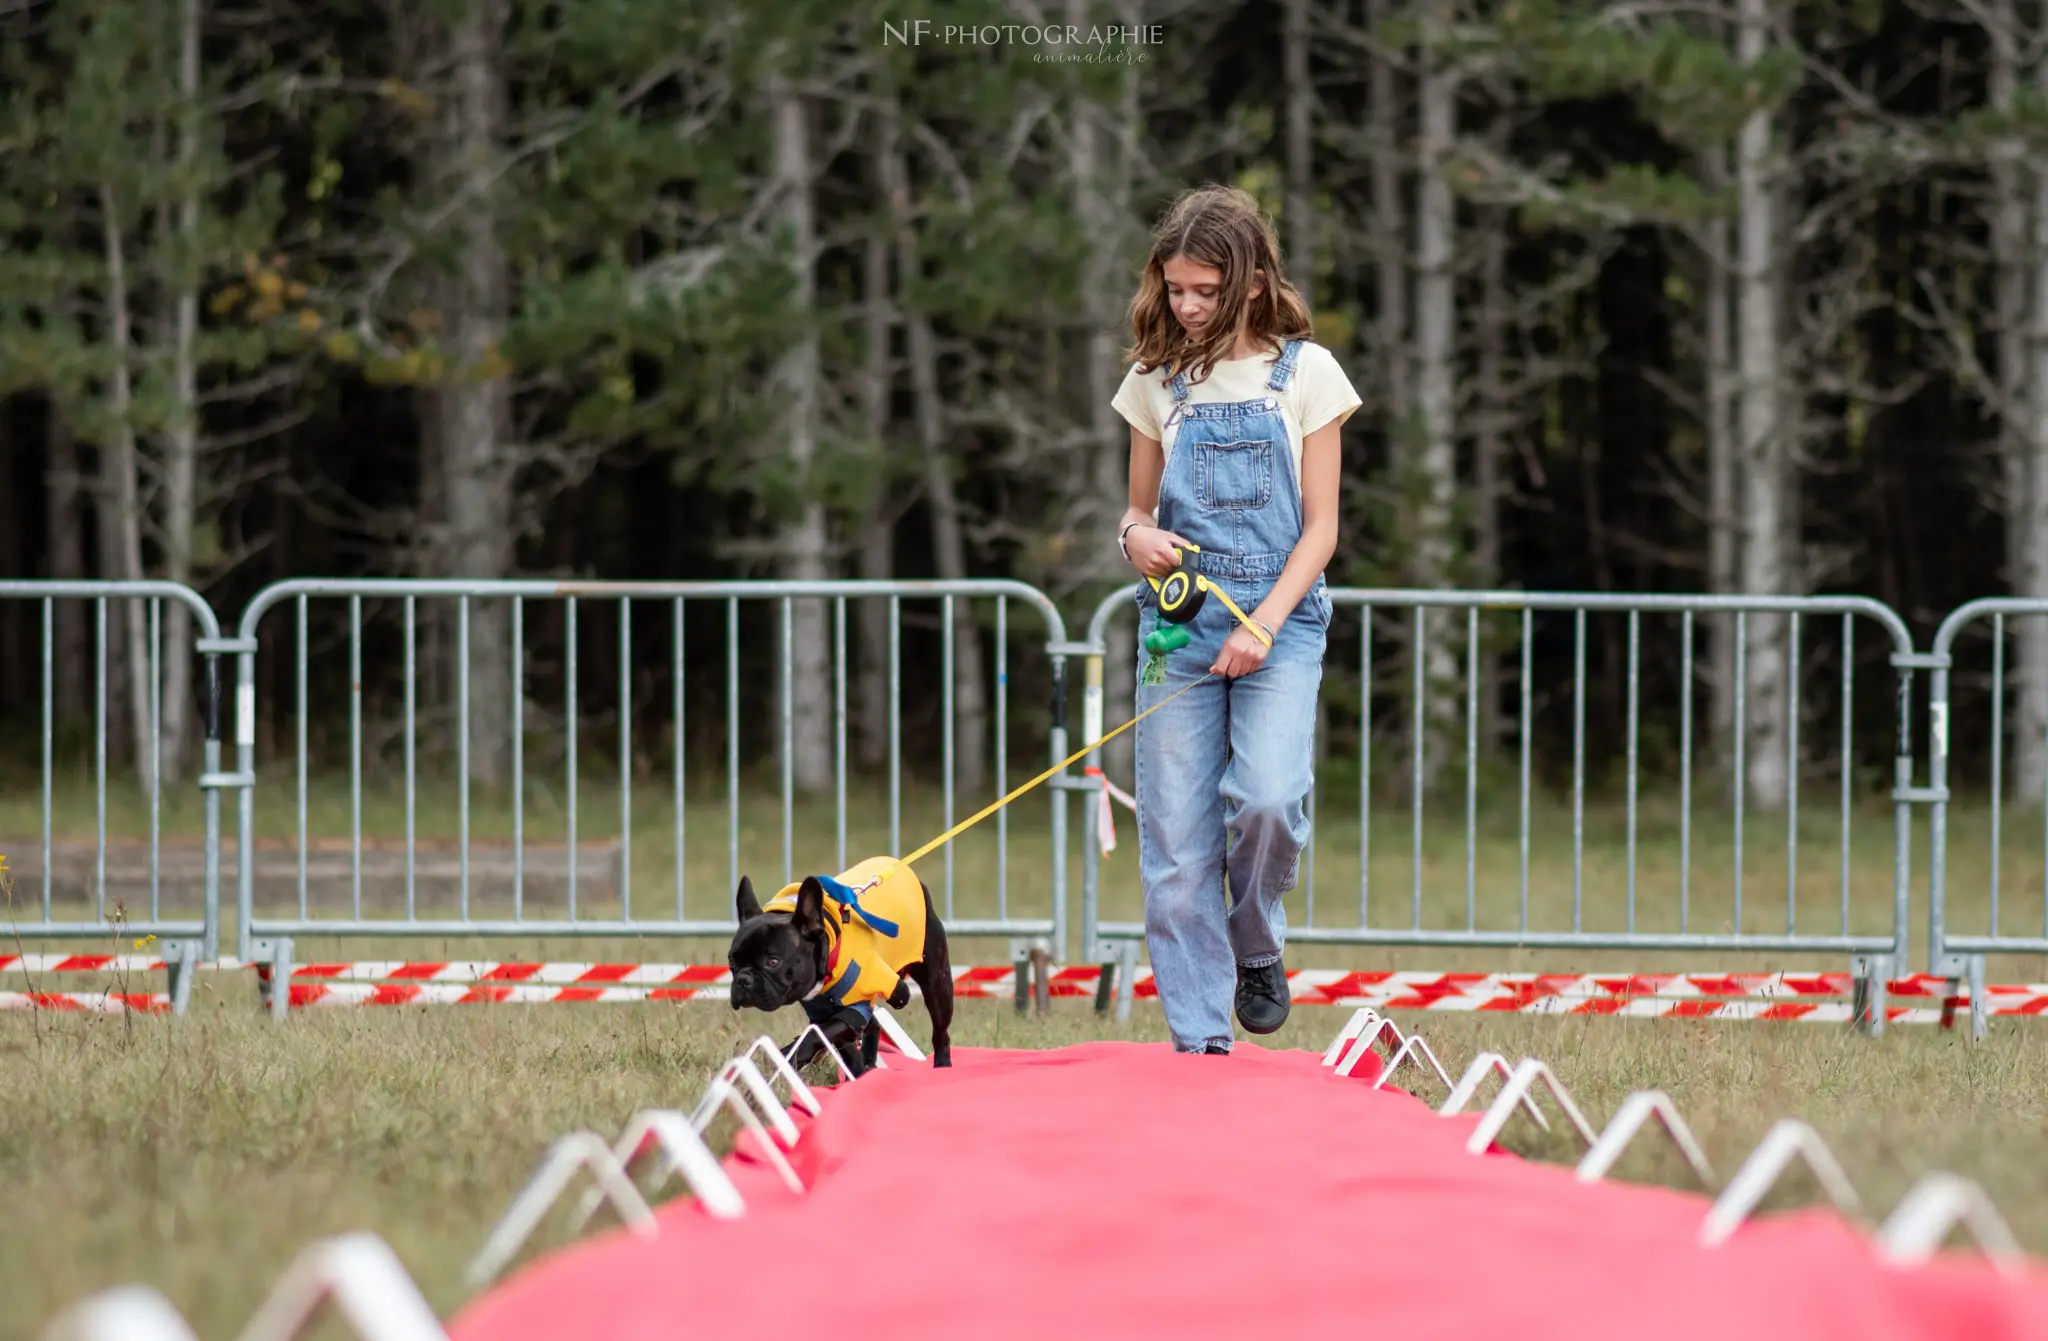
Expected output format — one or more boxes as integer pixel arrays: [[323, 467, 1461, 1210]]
[[1926, 598, 2048, 1033], [12, 574, 2047, 1039], [0, 581, 233, 1008], [222, 579, 1077, 1000], [1075, 587, 1929, 1031]]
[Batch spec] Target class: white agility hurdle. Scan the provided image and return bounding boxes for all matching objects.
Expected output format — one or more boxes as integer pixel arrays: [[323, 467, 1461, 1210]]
[[1319, 1015, 2029, 1273], [40, 1234, 446, 1341]]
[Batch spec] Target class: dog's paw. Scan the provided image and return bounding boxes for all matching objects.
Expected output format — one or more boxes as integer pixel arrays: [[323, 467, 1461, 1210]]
[[887, 978, 911, 1010]]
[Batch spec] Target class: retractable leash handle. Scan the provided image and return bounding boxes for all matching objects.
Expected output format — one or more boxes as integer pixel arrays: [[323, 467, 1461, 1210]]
[[1140, 546, 1275, 684], [1143, 544, 1272, 649], [1146, 544, 1209, 625]]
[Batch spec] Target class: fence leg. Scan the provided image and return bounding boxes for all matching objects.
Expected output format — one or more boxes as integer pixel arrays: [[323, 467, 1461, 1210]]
[[1968, 954, 1988, 1040], [1094, 956, 1116, 1015], [1851, 954, 1889, 1037], [163, 940, 198, 1016], [1007, 938, 1051, 1016], [1114, 942, 1137, 1024], [256, 938, 296, 1020]]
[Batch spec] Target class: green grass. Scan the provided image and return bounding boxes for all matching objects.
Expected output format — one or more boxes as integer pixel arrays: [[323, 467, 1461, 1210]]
[[6, 777, 2048, 1338], [3, 995, 2045, 1340], [6, 770, 2048, 981]]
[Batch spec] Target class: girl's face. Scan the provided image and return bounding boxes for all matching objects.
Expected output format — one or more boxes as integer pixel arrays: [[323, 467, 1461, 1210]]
[[1163, 254, 1263, 339], [1163, 255, 1224, 335]]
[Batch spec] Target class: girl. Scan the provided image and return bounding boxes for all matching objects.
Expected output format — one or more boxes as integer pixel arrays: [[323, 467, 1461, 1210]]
[[1110, 185, 1359, 1055]]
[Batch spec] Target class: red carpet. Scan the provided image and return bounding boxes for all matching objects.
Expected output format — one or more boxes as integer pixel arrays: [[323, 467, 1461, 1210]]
[[451, 1042, 2048, 1341]]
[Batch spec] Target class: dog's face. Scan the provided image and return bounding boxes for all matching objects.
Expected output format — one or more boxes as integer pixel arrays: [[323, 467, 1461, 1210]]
[[727, 875, 832, 1012]]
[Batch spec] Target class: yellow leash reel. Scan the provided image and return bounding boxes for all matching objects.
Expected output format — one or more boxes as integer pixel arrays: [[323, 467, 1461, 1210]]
[[1150, 556, 1206, 625], [1145, 544, 1272, 646]]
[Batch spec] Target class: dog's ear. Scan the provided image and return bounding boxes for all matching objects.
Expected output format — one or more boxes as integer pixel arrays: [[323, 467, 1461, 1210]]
[[735, 875, 762, 922], [794, 875, 826, 935]]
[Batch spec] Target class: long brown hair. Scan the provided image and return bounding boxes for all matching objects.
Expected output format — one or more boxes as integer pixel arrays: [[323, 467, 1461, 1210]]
[[1122, 184, 1314, 385]]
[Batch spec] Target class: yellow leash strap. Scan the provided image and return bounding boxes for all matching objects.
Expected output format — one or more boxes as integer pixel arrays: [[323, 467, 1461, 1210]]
[[890, 669, 1213, 872], [1198, 578, 1273, 648], [844, 550, 1278, 888]]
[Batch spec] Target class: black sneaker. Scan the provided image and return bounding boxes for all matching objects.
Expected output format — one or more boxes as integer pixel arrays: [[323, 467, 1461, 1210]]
[[1204, 1041, 1231, 1055], [1234, 960, 1290, 1034]]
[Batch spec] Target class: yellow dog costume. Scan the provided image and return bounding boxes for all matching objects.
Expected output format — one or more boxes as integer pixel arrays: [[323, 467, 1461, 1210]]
[[763, 855, 929, 1023]]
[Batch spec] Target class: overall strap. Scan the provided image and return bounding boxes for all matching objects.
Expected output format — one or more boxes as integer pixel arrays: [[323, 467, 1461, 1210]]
[[1266, 338, 1305, 392], [1163, 361, 1194, 433]]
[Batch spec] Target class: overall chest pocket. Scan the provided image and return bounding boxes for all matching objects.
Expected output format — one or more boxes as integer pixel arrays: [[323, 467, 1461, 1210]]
[[1196, 437, 1275, 511]]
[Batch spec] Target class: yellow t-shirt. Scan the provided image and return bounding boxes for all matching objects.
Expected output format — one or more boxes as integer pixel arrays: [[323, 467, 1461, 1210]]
[[1109, 340, 1361, 499]]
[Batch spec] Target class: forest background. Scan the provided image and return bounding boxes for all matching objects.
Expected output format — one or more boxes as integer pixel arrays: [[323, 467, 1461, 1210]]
[[4, 0, 2044, 815]]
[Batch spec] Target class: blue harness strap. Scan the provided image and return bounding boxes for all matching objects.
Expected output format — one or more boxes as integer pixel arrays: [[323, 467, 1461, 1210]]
[[813, 873, 902, 938], [814, 956, 863, 1007]]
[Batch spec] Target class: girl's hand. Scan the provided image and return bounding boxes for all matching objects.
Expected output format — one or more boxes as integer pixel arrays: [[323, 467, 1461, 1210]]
[[1126, 524, 1193, 579], [1212, 624, 1273, 678]]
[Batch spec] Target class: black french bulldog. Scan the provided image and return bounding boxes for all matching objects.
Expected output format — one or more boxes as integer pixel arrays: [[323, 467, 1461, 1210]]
[[728, 869, 954, 1078]]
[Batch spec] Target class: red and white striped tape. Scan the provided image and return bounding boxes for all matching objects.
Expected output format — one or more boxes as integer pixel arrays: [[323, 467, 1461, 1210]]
[[281, 982, 716, 1008], [1084, 765, 1138, 855], [0, 954, 175, 974], [0, 989, 1997, 1025], [0, 956, 177, 1013], [7, 957, 2047, 1018], [0, 991, 170, 1013], [226, 963, 2048, 1015]]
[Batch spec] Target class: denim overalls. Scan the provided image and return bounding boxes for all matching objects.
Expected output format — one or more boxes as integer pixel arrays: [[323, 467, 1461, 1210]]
[[1134, 338, 1331, 1053]]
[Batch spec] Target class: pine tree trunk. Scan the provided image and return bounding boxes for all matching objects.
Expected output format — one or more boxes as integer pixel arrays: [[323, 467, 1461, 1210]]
[[46, 412, 88, 724], [2018, 11, 2048, 807], [1284, 0, 1313, 293], [1474, 205, 1507, 755], [904, 318, 988, 795], [857, 140, 897, 772], [888, 197, 991, 790], [158, 0, 203, 783], [97, 182, 154, 784], [91, 468, 133, 763], [1070, 0, 1138, 779], [1735, 0, 1791, 811], [1066, 0, 1127, 551], [1366, 0, 1409, 792], [767, 69, 834, 794], [1106, 0, 1145, 782], [414, 385, 450, 722], [879, 113, 988, 794], [1412, 0, 1460, 792], [1369, 0, 1410, 422], [428, 0, 515, 789], [1989, 0, 2048, 804], [1703, 142, 1741, 778]]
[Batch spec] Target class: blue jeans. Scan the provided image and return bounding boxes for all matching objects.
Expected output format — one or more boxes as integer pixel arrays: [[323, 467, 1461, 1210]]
[[1134, 577, 1328, 1053]]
